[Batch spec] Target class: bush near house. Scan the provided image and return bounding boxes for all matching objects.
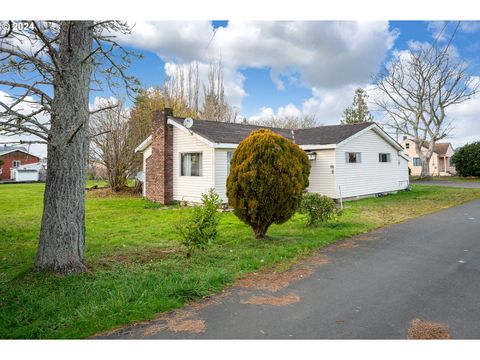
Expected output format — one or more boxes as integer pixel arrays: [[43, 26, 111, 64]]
[[299, 192, 339, 226], [451, 142, 480, 177], [226, 129, 311, 239], [175, 188, 222, 256]]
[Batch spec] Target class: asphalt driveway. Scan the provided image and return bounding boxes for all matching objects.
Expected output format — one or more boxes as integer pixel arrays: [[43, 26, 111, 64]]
[[411, 180, 480, 188], [98, 199, 480, 339]]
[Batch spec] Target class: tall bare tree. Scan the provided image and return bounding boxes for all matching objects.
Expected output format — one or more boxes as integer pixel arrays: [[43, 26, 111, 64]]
[[128, 59, 235, 172], [0, 21, 138, 273], [202, 59, 234, 122], [89, 99, 137, 191], [374, 36, 478, 178], [164, 61, 201, 115], [249, 113, 317, 129]]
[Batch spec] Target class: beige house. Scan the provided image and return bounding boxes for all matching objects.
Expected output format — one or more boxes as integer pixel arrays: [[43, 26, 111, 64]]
[[401, 137, 456, 176]]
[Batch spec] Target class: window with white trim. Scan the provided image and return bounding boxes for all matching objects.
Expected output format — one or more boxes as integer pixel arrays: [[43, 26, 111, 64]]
[[12, 160, 20, 167], [345, 152, 361, 163], [413, 157, 421, 166], [181, 153, 202, 176], [379, 153, 391, 163], [405, 143, 410, 149], [227, 151, 233, 175]]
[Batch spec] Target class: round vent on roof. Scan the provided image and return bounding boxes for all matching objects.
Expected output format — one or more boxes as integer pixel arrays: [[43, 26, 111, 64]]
[[183, 117, 193, 129]]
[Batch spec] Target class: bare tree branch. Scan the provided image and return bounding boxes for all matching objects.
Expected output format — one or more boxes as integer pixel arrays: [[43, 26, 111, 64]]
[[373, 35, 478, 178]]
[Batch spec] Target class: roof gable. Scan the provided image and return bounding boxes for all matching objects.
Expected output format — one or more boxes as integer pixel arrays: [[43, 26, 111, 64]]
[[420, 141, 454, 155], [0, 146, 39, 158]]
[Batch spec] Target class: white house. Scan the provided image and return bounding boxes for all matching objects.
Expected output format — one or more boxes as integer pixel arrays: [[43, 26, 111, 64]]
[[136, 109, 410, 204], [11, 162, 46, 182]]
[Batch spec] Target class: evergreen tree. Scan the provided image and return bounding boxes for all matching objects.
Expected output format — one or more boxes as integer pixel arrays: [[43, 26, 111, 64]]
[[341, 88, 374, 124]]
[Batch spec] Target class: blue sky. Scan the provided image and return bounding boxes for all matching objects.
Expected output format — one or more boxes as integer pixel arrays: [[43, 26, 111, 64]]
[[103, 20, 480, 121], [1, 20, 480, 156]]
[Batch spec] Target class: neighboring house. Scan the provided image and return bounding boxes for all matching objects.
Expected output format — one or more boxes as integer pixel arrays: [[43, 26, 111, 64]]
[[88, 160, 108, 180], [136, 109, 410, 204], [400, 137, 456, 176], [0, 146, 41, 181], [11, 162, 47, 182]]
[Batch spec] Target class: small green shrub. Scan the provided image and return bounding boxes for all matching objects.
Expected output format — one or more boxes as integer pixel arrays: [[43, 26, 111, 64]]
[[175, 188, 222, 255], [298, 192, 338, 226]]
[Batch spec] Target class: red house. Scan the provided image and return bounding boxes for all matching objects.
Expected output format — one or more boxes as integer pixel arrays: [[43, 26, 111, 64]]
[[0, 146, 41, 181]]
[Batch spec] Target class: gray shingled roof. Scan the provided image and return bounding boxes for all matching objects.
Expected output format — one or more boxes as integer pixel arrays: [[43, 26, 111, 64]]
[[169, 117, 374, 146], [0, 145, 27, 156]]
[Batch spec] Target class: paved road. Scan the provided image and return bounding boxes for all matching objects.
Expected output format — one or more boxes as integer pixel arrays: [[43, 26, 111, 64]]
[[99, 200, 480, 339], [412, 180, 480, 189]]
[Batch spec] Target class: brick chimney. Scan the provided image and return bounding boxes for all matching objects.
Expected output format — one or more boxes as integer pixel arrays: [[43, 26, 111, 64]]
[[145, 108, 174, 204]]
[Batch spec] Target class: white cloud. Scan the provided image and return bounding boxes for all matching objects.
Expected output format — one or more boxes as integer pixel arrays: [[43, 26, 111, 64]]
[[119, 21, 214, 62], [249, 103, 303, 123], [302, 84, 379, 124], [460, 21, 480, 34], [427, 21, 448, 42], [447, 87, 480, 148], [249, 106, 276, 122], [121, 21, 397, 111], [428, 21, 480, 43], [277, 103, 302, 118]]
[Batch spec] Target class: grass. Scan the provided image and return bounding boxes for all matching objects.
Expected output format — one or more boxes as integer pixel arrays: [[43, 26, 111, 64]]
[[410, 175, 480, 182], [1, 183, 480, 339]]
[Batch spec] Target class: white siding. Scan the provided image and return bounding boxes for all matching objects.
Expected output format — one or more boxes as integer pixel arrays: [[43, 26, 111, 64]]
[[142, 146, 152, 197], [305, 149, 336, 198], [216, 148, 337, 201], [13, 170, 39, 182], [172, 127, 215, 202], [214, 148, 234, 202], [334, 128, 409, 199]]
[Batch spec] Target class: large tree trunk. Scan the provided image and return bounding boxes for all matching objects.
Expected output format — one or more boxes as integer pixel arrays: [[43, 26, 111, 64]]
[[420, 159, 430, 178], [35, 21, 94, 274], [414, 141, 433, 179]]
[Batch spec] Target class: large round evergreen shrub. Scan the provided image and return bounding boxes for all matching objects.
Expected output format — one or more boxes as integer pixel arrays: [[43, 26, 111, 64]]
[[451, 142, 480, 177], [227, 129, 311, 239]]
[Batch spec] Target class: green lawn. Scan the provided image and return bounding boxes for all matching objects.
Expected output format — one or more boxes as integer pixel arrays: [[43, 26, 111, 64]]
[[410, 175, 480, 182], [1, 183, 480, 339]]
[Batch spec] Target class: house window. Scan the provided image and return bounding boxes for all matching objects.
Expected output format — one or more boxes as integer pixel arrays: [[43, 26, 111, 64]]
[[379, 153, 391, 163], [12, 160, 20, 167], [413, 157, 421, 166], [227, 151, 233, 174], [181, 153, 202, 176], [405, 143, 410, 149], [345, 152, 361, 163]]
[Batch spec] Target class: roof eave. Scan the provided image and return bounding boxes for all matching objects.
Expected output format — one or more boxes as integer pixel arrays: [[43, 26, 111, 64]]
[[135, 135, 152, 153]]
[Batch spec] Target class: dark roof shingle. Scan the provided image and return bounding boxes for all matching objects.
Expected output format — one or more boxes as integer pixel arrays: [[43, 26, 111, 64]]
[[169, 117, 374, 146]]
